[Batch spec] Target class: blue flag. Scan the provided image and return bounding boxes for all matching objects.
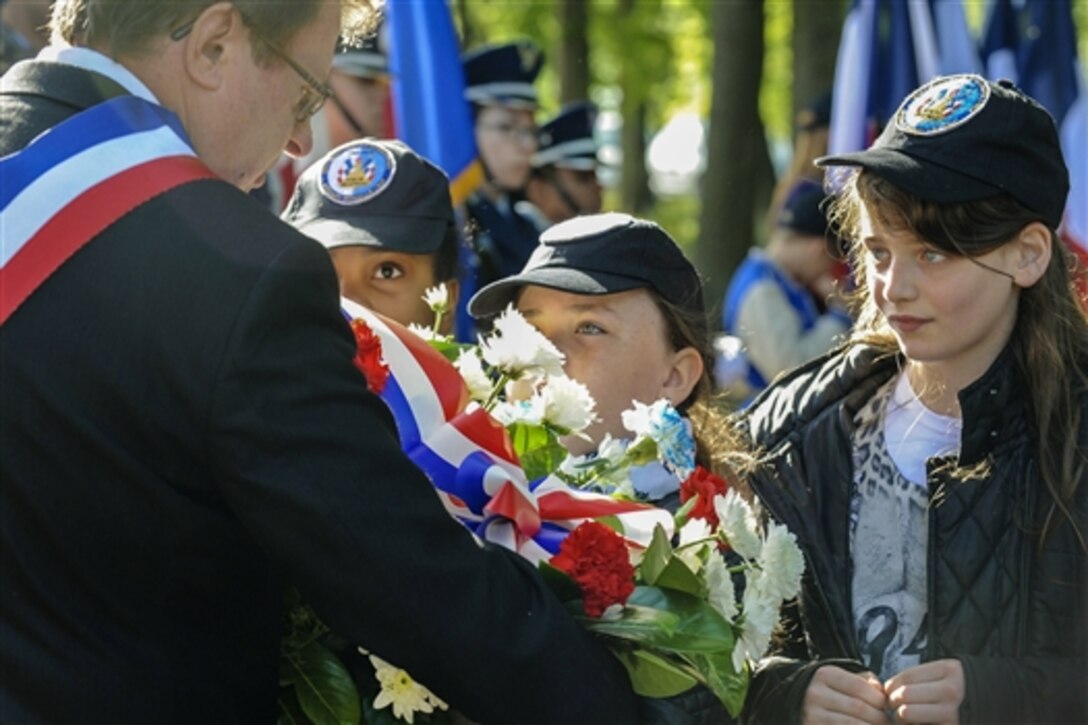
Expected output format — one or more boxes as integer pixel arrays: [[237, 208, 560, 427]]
[[386, 0, 482, 205], [982, 0, 1087, 256]]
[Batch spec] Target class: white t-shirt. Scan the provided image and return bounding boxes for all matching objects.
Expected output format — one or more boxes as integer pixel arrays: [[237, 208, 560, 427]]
[[883, 372, 962, 486]]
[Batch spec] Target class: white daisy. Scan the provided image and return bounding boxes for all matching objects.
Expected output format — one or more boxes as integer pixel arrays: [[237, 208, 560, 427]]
[[422, 283, 449, 313]]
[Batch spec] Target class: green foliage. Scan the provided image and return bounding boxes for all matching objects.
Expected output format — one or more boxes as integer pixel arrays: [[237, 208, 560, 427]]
[[506, 421, 569, 481], [279, 640, 360, 725]]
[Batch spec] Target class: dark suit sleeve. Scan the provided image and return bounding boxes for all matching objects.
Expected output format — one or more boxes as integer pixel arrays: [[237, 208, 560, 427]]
[[206, 238, 636, 724]]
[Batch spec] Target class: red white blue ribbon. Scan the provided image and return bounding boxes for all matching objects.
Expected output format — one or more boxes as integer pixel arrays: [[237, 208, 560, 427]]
[[1, 95, 215, 323], [342, 300, 672, 563]]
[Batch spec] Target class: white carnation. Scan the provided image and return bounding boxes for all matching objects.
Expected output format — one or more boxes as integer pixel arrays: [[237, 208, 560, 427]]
[[453, 348, 492, 402], [491, 395, 545, 426], [758, 523, 805, 602], [732, 583, 779, 672], [705, 553, 737, 623], [541, 375, 597, 433], [714, 489, 762, 561], [479, 305, 565, 379]]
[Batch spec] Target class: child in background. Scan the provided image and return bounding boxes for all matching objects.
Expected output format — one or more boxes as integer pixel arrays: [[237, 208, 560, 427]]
[[741, 74, 1087, 724], [284, 139, 460, 333], [720, 178, 851, 398]]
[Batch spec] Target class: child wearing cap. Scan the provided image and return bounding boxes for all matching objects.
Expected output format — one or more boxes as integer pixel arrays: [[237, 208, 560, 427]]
[[469, 212, 747, 509], [461, 41, 545, 289], [284, 139, 460, 332], [719, 178, 851, 399], [741, 74, 1088, 724], [520, 101, 604, 229]]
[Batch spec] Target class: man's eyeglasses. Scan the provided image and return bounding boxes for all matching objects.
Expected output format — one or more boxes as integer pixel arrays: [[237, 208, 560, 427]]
[[170, 13, 334, 124]]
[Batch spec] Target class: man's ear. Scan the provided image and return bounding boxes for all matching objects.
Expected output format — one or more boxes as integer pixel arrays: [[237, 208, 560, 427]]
[[179, 2, 245, 91], [1011, 221, 1052, 289], [661, 346, 704, 408]]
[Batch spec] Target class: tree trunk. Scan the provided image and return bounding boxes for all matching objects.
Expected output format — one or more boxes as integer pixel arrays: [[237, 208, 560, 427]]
[[792, 0, 844, 122], [556, 0, 590, 103], [697, 0, 766, 318], [620, 95, 653, 213]]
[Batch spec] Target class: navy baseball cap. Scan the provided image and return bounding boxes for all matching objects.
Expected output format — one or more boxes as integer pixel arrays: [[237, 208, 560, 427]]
[[283, 139, 453, 253], [533, 101, 599, 170], [777, 179, 830, 237], [818, 74, 1069, 228], [469, 213, 704, 319], [462, 41, 544, 110]]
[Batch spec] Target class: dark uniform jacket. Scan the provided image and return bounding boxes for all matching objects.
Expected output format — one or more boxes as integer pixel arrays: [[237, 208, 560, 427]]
[[0, 59, 637, 724], [739, 343, 1088, 724]]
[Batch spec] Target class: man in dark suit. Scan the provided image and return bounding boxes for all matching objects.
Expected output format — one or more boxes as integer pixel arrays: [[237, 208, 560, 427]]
[[0, 2, 638, 722]]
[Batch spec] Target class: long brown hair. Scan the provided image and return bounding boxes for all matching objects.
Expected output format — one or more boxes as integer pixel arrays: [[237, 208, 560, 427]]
[[651, 295, 755, 489], [830, 170, 1088, 546]]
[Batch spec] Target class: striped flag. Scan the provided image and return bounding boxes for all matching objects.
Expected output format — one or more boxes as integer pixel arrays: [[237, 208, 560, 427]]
[[981, 0, 1087, 275], [341, 299, 673, 564], [829, 0, 980, 157]]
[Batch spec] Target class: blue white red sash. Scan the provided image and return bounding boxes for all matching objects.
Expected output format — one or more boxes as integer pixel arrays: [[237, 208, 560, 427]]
[[0, 95, 217, 324], [342, 299, 673, 564]]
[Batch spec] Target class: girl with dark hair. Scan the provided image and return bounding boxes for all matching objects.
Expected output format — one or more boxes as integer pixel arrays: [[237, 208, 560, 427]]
[[742, 75, 1087, 724]]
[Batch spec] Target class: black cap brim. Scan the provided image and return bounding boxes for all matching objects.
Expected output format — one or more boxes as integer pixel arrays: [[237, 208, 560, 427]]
[[469, 267, 648, 317], [817, 147, 1004, 205], [295, 215, 448, 253]]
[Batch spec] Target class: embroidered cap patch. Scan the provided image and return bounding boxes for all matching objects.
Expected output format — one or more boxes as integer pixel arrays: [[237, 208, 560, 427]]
[[895, 74, 991, 136], [319, 141, 396, 206]]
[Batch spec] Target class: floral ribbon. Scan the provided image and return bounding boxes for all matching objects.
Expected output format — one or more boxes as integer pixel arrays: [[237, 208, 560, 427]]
[[341, 300, 670, 562]]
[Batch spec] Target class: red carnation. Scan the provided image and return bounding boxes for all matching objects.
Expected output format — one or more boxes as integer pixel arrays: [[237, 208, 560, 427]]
[[680, 466, 730, 528], [550, 521, 635, 618], [350, 319, 390, 394]]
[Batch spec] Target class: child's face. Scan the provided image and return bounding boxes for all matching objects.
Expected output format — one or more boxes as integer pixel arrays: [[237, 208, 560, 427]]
[[475, 106, 537, 191], [859, 203, 1021, 383], [330, 246, 446, 329], [516, 286, 685, 455]]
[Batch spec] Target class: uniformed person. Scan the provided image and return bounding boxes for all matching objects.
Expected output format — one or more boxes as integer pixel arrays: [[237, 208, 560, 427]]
[[520, 101, 604, 229]]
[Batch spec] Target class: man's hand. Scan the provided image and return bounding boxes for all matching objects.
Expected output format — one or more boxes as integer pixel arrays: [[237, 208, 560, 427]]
[[884, 659, 964, 724], [803, 665, 889, 724]]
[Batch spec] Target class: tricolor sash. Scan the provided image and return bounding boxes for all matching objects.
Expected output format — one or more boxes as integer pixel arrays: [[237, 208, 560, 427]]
[[342, 299, 674, 564], [0, 95, 217, 324]]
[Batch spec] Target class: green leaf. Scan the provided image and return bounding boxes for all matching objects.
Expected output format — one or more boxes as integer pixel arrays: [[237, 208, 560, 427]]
[[691, 651, 750, 719], [596, 587, 735, 655], [583, 602, 683, 645], [672, 495, 699, 529], [639, 524, 674, 586], [282, 640, 361, 725], [614, 649, 699, 699], [277, 687, 307, 725], [428, 339, 470, 363], [652, 556, 706, 597], [506, 423, 567, 481]]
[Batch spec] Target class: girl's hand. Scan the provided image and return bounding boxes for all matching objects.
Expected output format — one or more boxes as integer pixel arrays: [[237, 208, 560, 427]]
[[803, 665, 889, 724], [884, 659, 964, 724]]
